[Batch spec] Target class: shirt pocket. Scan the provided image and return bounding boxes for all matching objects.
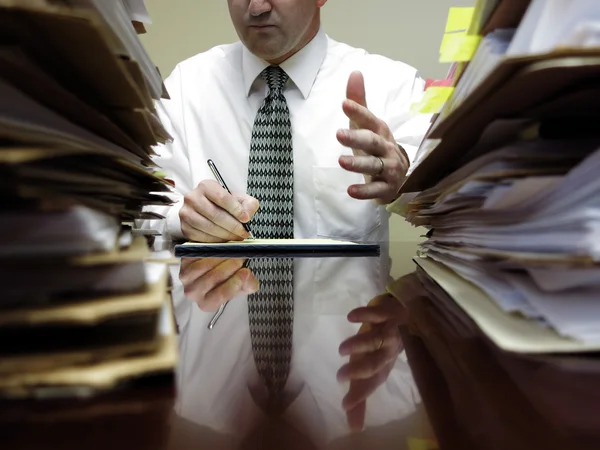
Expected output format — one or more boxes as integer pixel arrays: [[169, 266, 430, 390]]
[[313, 167, 380, 241]]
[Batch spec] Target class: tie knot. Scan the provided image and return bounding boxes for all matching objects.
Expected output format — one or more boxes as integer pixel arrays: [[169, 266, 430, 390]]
[[262, 66, 288, 95]]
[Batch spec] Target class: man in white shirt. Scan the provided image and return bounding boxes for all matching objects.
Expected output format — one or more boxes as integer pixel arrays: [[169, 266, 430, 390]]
[[151, 0, 430, 244], [153, 1, 432, 440]]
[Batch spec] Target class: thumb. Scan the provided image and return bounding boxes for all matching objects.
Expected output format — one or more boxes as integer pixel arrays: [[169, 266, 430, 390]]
[[235, 193, 260, 221], [346, 71, 367, 109]]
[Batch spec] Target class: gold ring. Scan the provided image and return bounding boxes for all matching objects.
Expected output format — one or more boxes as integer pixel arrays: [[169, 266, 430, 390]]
[[376, 156, 384, 176]]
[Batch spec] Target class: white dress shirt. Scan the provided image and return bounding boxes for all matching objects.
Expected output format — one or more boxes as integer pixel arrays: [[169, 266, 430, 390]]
[[144, 27, 430, 243], [171, 255, 423, 449]]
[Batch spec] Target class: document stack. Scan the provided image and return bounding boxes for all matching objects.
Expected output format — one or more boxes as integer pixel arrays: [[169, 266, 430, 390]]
[[0, 1, 176, 448], [389, 1, 600, 449]]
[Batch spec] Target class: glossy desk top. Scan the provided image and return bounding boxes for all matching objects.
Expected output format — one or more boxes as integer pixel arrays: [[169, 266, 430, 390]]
[[1, 241, 436, 450], [5, 239, 598, 450], [167, 241, 433, 450]]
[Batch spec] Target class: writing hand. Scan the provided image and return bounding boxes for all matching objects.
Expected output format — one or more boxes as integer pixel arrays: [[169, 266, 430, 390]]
[[337, 71, 409, 204], [179, 180, 259, 242]]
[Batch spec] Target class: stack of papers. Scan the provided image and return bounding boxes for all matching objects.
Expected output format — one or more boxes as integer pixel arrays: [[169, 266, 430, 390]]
[[387, 2, 600, 448], [391, 0, 600, 350], [0, 0, 176, 438], [409, 0, 600, 192], [445, 28, 515, 115], [507, 0, 600, 56], [395, 138, 600, 346], [387, 264, 600, 450]]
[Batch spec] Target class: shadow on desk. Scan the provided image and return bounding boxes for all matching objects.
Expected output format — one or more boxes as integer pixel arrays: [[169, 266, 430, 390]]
[[0, 384, 174, 450], [167, 403, 433, 450]]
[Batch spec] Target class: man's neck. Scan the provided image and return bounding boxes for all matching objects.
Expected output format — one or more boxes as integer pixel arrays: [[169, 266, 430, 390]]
[[267, 18, 320, 65]]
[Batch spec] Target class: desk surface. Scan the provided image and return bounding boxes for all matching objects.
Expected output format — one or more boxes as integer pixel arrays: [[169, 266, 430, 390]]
[[1, 240, 439, 450], [4, 239, 599, 450], [167, 241, 433, 450]]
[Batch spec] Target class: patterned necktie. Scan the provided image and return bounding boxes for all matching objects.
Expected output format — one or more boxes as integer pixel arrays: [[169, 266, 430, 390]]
[[246, 66, 294, 412]]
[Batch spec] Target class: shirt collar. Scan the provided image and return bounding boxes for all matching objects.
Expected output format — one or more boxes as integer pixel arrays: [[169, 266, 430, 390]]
[[242, 27, 327, 99]]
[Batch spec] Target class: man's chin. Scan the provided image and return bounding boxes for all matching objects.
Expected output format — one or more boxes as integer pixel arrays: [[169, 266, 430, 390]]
[[251, 48, 288, 63], [243, 39, 289, 61]]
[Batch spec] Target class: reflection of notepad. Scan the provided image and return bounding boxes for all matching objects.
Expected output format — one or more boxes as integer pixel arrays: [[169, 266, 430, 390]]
[[174, 239, 380, 258]]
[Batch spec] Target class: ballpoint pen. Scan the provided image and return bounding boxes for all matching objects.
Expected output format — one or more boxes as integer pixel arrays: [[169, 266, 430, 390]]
[[208, 259, 251, 330], [207, 159, 255, 239], [208, 301, 228, 330]]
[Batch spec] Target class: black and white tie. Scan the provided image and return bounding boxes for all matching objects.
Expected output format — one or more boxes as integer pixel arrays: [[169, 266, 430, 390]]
[[246, 66, 294, 411]]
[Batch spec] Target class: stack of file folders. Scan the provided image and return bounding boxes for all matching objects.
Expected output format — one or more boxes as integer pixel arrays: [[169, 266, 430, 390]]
[[0, 1, 176, 448], [389, 0, 600, 449]]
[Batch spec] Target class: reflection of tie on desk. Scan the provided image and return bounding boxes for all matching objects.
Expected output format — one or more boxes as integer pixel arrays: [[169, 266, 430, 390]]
[[246, 65, 294, 414]]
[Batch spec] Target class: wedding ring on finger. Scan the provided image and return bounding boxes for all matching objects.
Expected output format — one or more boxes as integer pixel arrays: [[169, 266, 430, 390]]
[[375, 156, 384, 176]]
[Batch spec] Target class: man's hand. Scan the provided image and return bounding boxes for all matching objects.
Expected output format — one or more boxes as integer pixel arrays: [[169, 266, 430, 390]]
[[179, 180, 259, 242], [179, 258, 259, 311], [337, 71, 409, 205], [337, 293, 407, 432]]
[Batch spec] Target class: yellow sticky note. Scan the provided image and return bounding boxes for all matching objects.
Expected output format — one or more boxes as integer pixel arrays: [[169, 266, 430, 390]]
[[410, 87, 454, 114], [440, 31, 463, 55], [445, 7, 475, 33], [407, 438, 439, 450], [439, 34, 481, 63]]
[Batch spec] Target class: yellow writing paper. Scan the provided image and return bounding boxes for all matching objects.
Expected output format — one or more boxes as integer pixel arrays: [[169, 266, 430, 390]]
[[439, 34, 482, 63], [181, 238, 359, 246], [445, 7, 475, 33]]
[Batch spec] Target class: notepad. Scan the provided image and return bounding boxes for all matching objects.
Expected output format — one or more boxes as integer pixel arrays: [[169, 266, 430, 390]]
[[174, 238, 380, 258]]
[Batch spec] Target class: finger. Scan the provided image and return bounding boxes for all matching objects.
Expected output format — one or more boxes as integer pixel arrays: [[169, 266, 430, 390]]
[[183, 259, 245, 309], [204, 267, 259, 311], [339, 329, 389, 356], [235, 194, 260, 222], [203, 181, 251, 223], [190, 194, 249, 239], [181, 222, 230, 243], [179, 257, 202, 272], [336, 129, 388, 158], [337, 349, 396, 382], [346, 71, 368, 109], [347, 181, 390, 200], [367, 293, 396, 307], [347, 303, 405, 325], [343, 361, 394, 411], [242, 268, 260, 293], [342, 100, 381, 134], [346, 401, 366, 433], [181, 204, 244, 241], [339, 155, 384, 176], [179, 258, 223, 285]]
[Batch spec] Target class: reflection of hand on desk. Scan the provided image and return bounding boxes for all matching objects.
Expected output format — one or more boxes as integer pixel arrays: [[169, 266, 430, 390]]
[[337, 293, 407, 432], [179, 258, 259, 312]]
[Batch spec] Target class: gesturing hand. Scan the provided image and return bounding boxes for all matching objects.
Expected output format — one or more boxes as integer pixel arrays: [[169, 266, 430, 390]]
[[337, 293, 407, 432], [337, 71, 410, 205], [179, 180, 259, 243], [179, 258, 259, 311]]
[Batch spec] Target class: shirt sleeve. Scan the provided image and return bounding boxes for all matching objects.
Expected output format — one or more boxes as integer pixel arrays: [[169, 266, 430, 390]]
[[383, 68, 433, 166], [138, 64, 191, 241]]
